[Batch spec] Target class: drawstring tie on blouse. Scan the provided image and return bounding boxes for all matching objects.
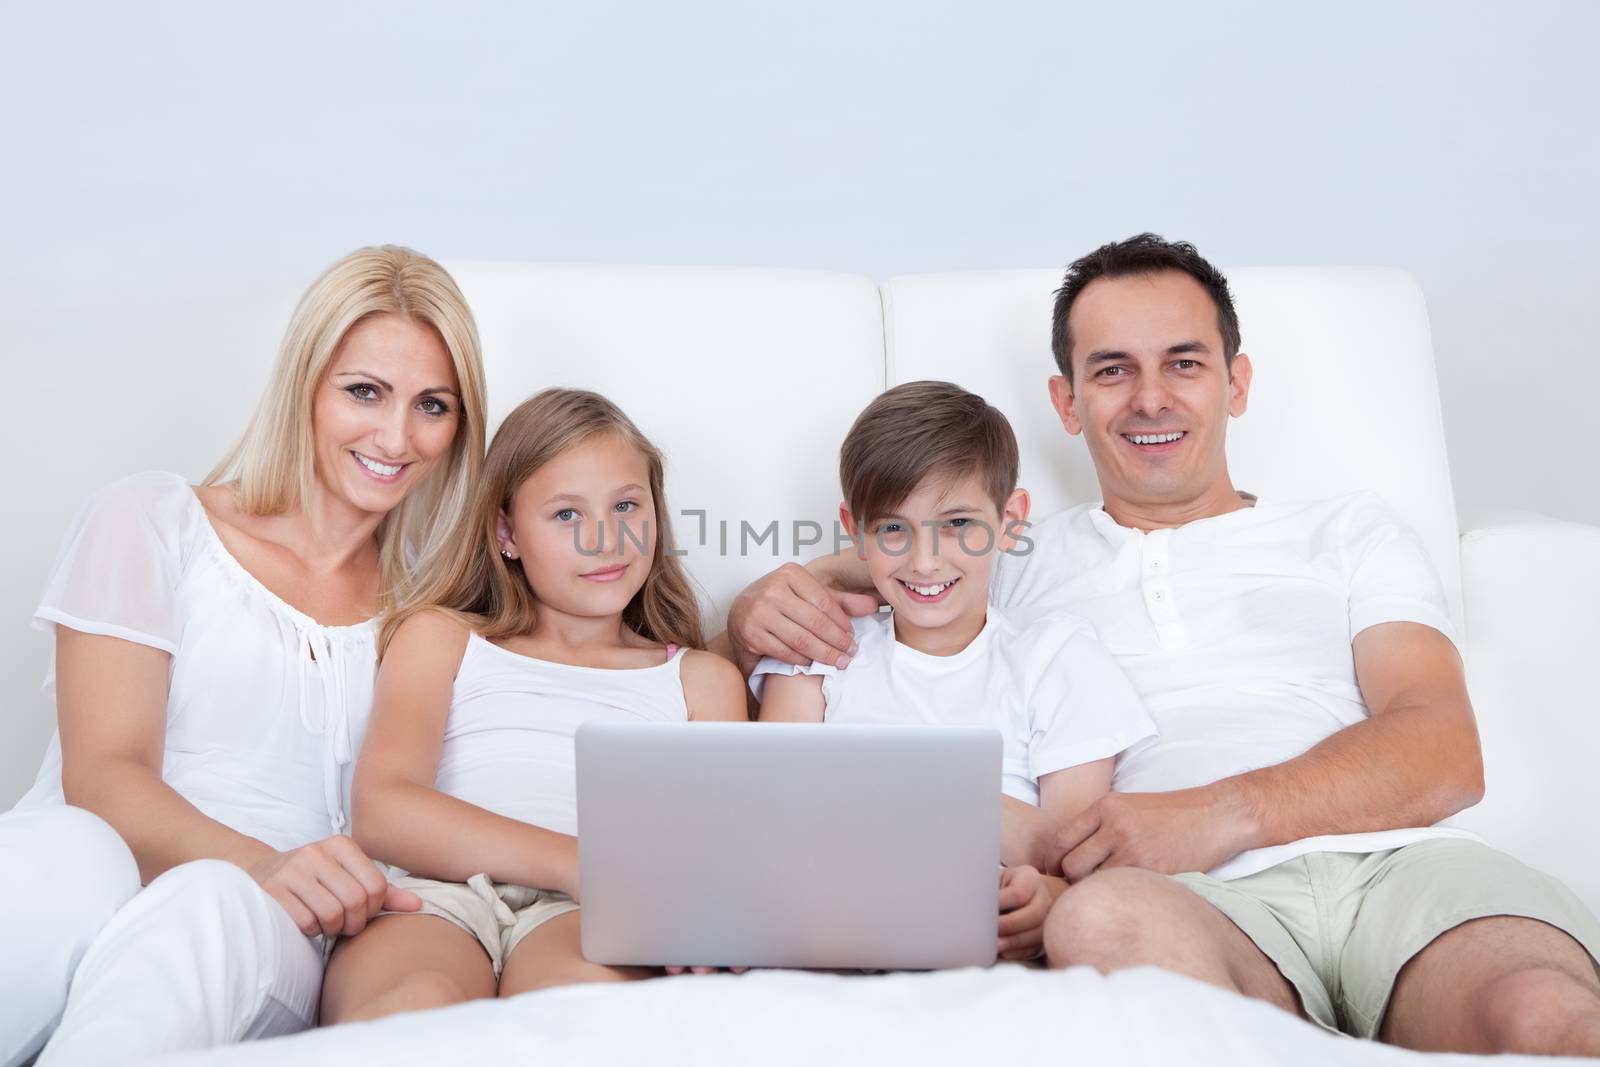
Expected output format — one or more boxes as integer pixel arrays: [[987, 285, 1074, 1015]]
[[289, 622, 354, 836]]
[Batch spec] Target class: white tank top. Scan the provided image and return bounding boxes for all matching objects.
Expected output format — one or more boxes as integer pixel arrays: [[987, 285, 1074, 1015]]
[[432, 632, 689, 837]]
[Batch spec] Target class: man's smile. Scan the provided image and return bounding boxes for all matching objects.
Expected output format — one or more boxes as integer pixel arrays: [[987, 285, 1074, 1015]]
[[1119, 430, 1188, 452]]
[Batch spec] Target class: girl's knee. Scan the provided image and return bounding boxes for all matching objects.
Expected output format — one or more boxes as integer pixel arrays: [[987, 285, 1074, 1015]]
[[500, 959, 638, 996], [333, 970, 476, 1023]]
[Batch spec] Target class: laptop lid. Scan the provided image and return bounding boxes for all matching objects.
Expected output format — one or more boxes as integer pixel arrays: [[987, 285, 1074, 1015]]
[[575, 721, 1001, 970]]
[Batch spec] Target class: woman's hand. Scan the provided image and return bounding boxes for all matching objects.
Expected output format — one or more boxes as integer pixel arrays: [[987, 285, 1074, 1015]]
[[246, 835, 421, 938]]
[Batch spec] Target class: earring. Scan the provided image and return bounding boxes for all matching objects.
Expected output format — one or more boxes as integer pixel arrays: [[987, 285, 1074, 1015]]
[[500, 548, 514, 559]]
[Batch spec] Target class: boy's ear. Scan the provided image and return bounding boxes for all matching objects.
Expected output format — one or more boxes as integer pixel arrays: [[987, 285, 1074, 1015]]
[[997, 488, 1031, 553], [495, 509, 519, 560], [838, 502, 867, 558]]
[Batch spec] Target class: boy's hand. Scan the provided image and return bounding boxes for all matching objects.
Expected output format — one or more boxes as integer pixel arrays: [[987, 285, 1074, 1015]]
[[996, 865, 1065, 961], [1000, 795, 1067, 872]]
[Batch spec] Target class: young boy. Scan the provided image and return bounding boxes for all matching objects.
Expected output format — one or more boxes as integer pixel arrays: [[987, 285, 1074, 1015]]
[[751, 380, 1156, 960]]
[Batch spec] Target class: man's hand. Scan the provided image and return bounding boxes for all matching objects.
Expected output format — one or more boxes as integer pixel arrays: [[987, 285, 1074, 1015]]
[[246, 835, 422, 938], [1057, 785, 1260, 883], [725, 562, 878, 675], [997, 865, 1065, 960]]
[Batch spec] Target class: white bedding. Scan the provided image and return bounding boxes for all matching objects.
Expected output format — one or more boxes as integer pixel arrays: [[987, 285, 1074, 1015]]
[[154, 964, 1550, 1066]]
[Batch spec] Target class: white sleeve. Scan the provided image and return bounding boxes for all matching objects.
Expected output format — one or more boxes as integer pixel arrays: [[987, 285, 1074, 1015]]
[[1342, 494, 1459, 650], [33, 473, 191, 659], [1025, 617, 1157, 779], [747, 655, 837, 702], [989, 542, 1020, 608]]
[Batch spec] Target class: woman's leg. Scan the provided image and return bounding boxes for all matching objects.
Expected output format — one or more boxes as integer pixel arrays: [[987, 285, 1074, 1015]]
[[37, 858, 323, 1065], [496, 912, 655, 997], [0, 805, 140, 1067], [321, 913, 496, 1024]]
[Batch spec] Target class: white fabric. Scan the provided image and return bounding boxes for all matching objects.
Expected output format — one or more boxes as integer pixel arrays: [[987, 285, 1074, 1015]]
[[0, 806, 139, 1067], [880, 267, 1464, 624], [992, 494, 1477, 881], [748, 608, 1155, 805], [150, 964, 1511, 1067], [18, 471, 377, 850], [38, 859, 324, 1066], [433, 634, 689, 839], [1453, 516, 1600, 916]]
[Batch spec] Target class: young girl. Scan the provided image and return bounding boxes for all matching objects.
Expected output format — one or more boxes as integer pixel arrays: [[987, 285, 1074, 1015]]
[[320, 388, 747, 1023]]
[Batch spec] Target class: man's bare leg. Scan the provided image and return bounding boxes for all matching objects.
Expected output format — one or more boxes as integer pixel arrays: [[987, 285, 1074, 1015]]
[[1379, 916, 1600, 1055], [1042, 867, 1303, 1018]]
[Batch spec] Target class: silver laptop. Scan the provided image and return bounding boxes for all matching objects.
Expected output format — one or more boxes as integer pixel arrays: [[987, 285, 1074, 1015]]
[[574, 721, 1001, 970]]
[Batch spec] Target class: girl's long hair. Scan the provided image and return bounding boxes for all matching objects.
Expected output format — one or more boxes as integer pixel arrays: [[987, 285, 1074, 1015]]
[[206, 245, 487, 612], [380, 388, 704, 658]]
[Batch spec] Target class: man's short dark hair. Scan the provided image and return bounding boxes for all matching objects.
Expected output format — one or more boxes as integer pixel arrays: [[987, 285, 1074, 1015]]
[[1051, 233, 1241, 384]]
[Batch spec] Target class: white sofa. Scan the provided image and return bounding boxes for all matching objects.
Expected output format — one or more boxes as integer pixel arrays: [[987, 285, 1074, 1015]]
[[7, 262, 1596, 1064]]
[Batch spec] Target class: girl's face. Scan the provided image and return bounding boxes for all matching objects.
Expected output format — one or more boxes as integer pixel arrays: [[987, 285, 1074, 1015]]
[[497, 433, 656, 620], [311, 313, 462, 519]]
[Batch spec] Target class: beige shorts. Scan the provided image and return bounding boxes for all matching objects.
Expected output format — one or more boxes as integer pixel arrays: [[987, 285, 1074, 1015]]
[[382, 873, 579, 977], [1173, 839, 1600, 1038]]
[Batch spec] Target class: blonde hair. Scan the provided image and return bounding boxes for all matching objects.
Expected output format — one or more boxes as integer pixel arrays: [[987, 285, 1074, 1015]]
[[207, 245, 487, 611], [380, 388, 703, 658]]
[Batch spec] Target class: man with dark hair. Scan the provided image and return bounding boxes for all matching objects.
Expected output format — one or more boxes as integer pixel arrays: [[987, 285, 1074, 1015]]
[[719, 235, 1600, 1055], [1051, 232, 1243, 384]]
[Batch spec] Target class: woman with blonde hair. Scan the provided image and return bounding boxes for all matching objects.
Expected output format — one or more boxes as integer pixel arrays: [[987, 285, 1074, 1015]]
[[0, 245, 487, 1065]]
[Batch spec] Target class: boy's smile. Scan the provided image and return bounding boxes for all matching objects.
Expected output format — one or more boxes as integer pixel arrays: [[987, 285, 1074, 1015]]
[[898, 576, 960, 603], [842, 470, 1029, 657]]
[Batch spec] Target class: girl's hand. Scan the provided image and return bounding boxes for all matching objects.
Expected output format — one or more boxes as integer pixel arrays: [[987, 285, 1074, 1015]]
[[996, 865, 1064, 961], [665, 966, 750, 976], [246, 835, 421, 938]]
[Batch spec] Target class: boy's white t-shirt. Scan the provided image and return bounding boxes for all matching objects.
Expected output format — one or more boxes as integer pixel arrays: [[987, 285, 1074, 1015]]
[[990, 492, 1479, 880], [749, 606, 1156, 805]]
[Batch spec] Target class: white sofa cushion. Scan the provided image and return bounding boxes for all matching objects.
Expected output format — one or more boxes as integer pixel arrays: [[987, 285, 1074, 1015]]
[[445, 263, 887, 624], [1454, 516, 1600, 914]]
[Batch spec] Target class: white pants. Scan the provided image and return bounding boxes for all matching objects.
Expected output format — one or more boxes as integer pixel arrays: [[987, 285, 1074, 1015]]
[[36, 856, 326, 1065], [0, 805, 140, 1067]]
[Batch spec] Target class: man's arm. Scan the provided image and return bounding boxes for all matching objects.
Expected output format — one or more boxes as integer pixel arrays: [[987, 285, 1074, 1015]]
[[708, 549, 881, 677], [1060, 622, 1484, 880], [1230, 620, 1483, 843]]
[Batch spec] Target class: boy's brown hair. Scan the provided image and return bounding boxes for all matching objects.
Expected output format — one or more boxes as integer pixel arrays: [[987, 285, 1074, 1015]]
[[839, 380, 1019, 526]]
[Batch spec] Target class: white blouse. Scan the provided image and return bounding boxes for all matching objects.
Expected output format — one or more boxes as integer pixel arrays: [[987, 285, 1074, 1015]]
[[17, 471, 378, 852]]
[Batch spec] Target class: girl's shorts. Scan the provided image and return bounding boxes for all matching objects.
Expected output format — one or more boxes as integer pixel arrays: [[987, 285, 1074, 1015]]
[[381, 872, 579, 977]]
